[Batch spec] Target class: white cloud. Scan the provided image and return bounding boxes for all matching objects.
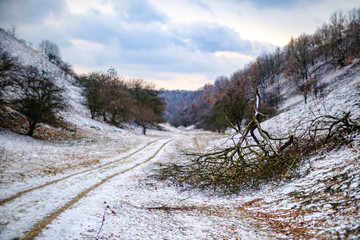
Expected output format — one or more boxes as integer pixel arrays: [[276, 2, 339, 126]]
[[69, 39, 104, 52], [63, 38, 121, 68], [144, 72, 212, 90], [215, 51, 254, 60], [150, 0, 360, 46], [64, 0, 116, 15]]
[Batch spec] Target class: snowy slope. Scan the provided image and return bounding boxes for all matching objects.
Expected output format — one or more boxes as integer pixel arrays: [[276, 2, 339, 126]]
[[0, 28, 102, 130], [238, 60, 360, 239]]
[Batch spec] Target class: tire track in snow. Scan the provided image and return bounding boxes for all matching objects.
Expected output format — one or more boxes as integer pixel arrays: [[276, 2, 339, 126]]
[[0, 139, 174, 239], [22, 139, 172, 240], [0, 139, 160, 205]]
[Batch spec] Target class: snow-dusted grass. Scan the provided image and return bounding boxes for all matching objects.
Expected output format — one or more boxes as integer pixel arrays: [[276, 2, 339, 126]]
[[236, 139, 360, 239], [39, 159, 271, 240], [0, 128, 156, 198]]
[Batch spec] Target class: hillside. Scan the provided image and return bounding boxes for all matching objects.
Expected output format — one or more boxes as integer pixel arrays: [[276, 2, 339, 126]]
[[0, 27, 360, 240], [0, 28, 97, 139]]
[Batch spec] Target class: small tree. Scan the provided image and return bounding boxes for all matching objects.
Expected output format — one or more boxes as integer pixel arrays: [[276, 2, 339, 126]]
[[285, 34, 315, 103], [12, 66, 65, 136], [217, 71, 253, 131], [129, 79, 164, 134], [38, 40, 62, 65], [132, 104, 159, 135], [6, 25, 17, 37], [80, 72, 106, 119]]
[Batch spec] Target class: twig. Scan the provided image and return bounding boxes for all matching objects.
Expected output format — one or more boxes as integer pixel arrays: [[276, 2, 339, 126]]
[[96, 202, 116, 239]]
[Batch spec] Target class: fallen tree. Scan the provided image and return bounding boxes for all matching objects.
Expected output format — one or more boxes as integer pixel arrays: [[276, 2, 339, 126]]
[[155, 88, 360, 194]]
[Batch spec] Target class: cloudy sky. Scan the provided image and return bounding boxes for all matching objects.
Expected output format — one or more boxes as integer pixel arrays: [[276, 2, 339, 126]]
[[0, 0, 359, 90]]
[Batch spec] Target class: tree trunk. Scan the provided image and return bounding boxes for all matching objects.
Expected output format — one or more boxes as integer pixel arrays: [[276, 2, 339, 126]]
[[142, 124, 146, 135], [27, 122, 37, 137], [102, 110, 107, 122]]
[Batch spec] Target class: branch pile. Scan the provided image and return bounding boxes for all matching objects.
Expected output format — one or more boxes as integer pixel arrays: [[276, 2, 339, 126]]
[[156, 110, 359, 194]]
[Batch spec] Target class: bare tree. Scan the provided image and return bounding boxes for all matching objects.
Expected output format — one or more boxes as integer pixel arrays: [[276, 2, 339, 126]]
[[6, 25, 17, 37], [202, 103, 228, 133], [80, 70, 136, 124], [132, 104, 159, 135], [58, 62, 75, 77], [129, 78, 164, 134], [99, 76, 133, 124], [80, 72, 107, 119], [346, 8, 360, 62], [285, 34, 315, 103], [329, 11, 348, 67], [214, 71, 253, 131], [12, 66, 65, 136], [38, 40, 62, 65]]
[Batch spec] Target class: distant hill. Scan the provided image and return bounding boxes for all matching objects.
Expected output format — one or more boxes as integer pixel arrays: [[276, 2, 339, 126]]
[[159, 90, 203, 127]]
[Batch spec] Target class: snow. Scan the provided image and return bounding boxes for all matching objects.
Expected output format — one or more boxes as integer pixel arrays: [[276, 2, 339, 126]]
[[1, 29, 360, 239], [39, 167, 269, 240], [1, 126, 274, 240]]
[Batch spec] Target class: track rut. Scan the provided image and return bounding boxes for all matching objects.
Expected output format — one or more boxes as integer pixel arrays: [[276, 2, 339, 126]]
[[0, 138, 173, 240], [0, 139, 160, 205]]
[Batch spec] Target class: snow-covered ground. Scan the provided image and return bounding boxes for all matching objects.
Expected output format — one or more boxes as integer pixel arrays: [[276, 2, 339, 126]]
[[1, 123, 274, 240], [1, 115, 358, 239], [1, 29, 359, 239]]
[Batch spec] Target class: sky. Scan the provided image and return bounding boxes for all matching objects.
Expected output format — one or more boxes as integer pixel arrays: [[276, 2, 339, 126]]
[[0, 0, 359, 90]]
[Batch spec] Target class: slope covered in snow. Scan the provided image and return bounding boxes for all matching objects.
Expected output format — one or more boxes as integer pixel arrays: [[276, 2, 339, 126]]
[[0, 28, 93, 129]]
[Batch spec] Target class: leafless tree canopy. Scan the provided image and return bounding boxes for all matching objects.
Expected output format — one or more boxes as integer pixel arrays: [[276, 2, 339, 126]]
[[12, 66, 65, 136], [38, 40, 61, 65], [79, 71, 164, 134]]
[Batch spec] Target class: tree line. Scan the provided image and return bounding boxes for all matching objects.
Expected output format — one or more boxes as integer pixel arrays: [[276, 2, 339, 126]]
[[164, 8, 360, 132], [78, 69, 164, 134]]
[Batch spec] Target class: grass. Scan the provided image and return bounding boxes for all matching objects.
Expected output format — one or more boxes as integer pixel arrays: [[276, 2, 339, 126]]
[[237, 146, 360, 239]]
